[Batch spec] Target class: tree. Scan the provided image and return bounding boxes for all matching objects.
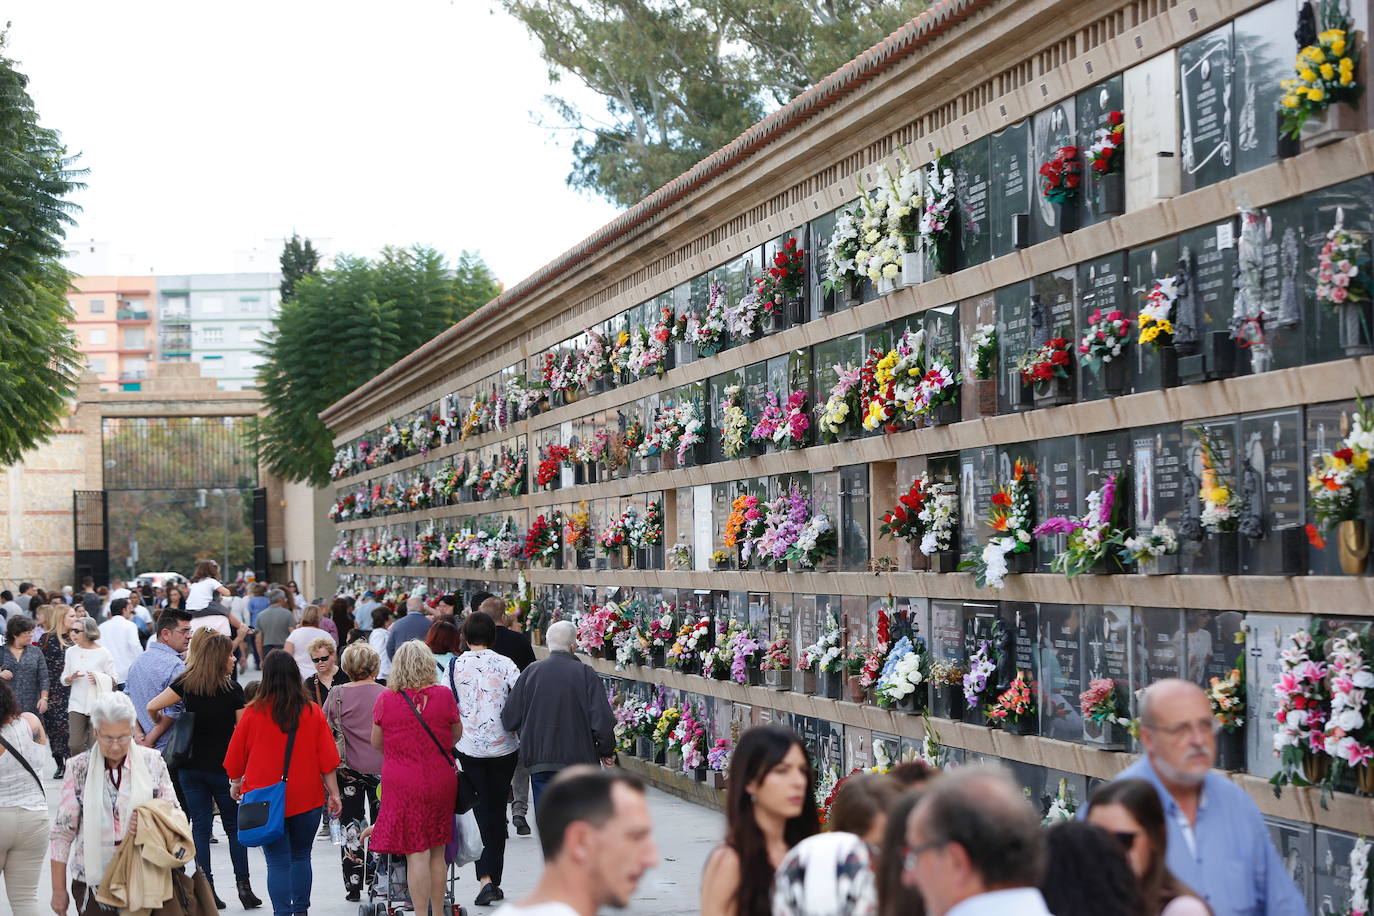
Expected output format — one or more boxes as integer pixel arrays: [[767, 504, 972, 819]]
[[0, 31, 86, 466], [250, 246, 501, 486], [279, 232, 320, 302], [498, 0, 930, 207]]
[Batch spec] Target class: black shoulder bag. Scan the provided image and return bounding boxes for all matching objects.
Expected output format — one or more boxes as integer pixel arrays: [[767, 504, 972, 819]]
[[399, 688, 476, 814], [162, 706, 198, 770], [0, 732, 43, 792]]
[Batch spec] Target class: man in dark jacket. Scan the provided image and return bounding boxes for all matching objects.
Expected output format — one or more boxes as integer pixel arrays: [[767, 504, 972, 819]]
[[501, 620, 616, 810]]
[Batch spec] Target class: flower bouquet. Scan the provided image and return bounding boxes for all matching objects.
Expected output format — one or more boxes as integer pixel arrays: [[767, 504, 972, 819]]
[[1079, 307, 1132, 392], [1042, 778, 1078, 826], [986, 670, 1036, 735], [823, 204, 863, 305], [724, 625, 765, 686], [724, 494, 766, 568], [576, 602, 633, 658], [1080, 677, 1132, 748], [967, 323, 999, 415], [959, 459, 1035, 589], [536, 444, 570, 489], [1034, 471, 1128, 578], [642, 606, 676, 668], [929, 659, 967, 718], [1119, 523, 1180, 574], [757, 237, 806, 330], [1039, 145, 1081, 231], [919, 153, 958, 275], [653, 706, 682, 765], [1317, 216, 1374, 355], [875, 636, 927, 712], [598, 507, 639, 566], [1087, 110, 1125, 215], [523, 512, 562, 567], [881, 473, 958, 568], [1019, 336, 1073, 406], [1324, 626, 1374, 795], [686, 282, 729, 356], [1279, 10, 1363, 142], [817, 364, 862, 442], [1308, 398, 1374, 573], [1138, 276, 1178, 352], [706, 738, 732, 788], [725, 290, 763, 342], [761, 637, 792, 690], [802, 612, 844, 699], [1208, 663, 1247, 770], [668, 617, 711, 675], [855, 173, 902, 290], [962, 639, 998, 719], [672, 705, 708, 776], [719, 385, 751, 459], [1270, 623, 1335, 794]]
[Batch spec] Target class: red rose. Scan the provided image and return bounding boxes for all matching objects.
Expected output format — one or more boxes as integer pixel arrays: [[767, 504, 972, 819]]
[[1051, 351, 1070, 366], [1335, 447, 1355, 462], [1107, 110, 1124, 126], [1108, 310, 1123, 321], [1065, 173, 1081, 188]]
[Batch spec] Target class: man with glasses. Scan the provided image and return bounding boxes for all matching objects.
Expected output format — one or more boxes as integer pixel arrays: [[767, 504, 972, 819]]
[[901, 765, 1050, 915], [126, 610, 193, 751], [1100, 678, 1304, 916]]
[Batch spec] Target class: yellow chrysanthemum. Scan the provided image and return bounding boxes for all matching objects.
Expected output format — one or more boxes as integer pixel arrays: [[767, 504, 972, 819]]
[[1308, 87, 1327, 102], [1156, 318, 1174, 335], [1140, 325, 1160, 344], [1207, 486, 1230, 504], [1281, 94, 1301, 108], [1320, 63, 1336, 80], [1300, 67, 1318, 82]]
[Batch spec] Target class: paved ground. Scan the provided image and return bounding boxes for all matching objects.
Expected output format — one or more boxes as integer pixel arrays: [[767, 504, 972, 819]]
[[14, 769, 720, 916]]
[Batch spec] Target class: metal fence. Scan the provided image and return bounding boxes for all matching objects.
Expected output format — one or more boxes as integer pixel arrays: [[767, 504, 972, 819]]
[[101, 416, 258, 490]]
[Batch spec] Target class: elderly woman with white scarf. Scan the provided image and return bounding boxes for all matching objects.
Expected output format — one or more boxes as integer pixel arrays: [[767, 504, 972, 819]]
[[49, 691, 181, 916]]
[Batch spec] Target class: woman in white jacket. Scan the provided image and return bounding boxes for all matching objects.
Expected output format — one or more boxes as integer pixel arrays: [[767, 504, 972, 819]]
[[58, 618, 117, 755]]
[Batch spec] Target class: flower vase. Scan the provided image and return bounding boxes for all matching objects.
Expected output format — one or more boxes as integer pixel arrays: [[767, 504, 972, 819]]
[[706, 770, 727, 790], [1303, 754, 1330, 786], [1011, 374, 1035, 412], [616, 462, 631, 480], [635, 737, 652, 758], [1006, 549, 1035, 575], [817, 670, 842, 700], [576, 549, 593, 570], [1032, 375, 1073, 408], [1057, 202, 1079, 235], [878, 276, 898, 295], [713, 556, 734, 571], [925, 401, 961, 428], [1300, 101, 1363, 151], [592, 376, 609, 395], [573, 463, 587, 486], [650, 646, 666, 669], [673, 341, 696, 367], [846, 676, 868, 705], [664, 750, 682, 771], [1216, 727, 1245, 771], [691, 766, 707, 783], [1084, 717, 1130, 751], [1002, 715, 1036, 737], [895, 687, 923, 714], [1088, 552, 1124, 575], [653, 746, 667, 766], [641, 454, 660, 474], [927, 550, 960, 573], [621, 546, 635, 570], [800, 670, 817, 695], [843, 278, 862, 309], [1100, 356, 1129, 395], [531, 628, 543, 647], [936, 684, 964, 719], [1096, 171, 1125, 217], [1359, 763, 1374, 796], [1337, 302, 1374, 357], [661, 348, 675, 373], [900, 251, 924, 288], [747, 665, 764, 687], [787, 296, 805, 326], [961, 696, 986, 726], [551, 390, 565, 409], [1140, 553, 1180, 576], [1203, 531, 1240, 576], [765, 668, 792, 691], [661, 449, 678, 472], [607, 549, 623, 570], [1339, 519, 1371, 575]]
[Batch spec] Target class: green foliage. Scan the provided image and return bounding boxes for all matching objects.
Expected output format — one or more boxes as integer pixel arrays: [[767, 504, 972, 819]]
[[0, 31, 86, 466], [250, 246, 501, 486], [107, 489, 255, 578], [499, 0, 930, 206], [279, 232, 320, 302]]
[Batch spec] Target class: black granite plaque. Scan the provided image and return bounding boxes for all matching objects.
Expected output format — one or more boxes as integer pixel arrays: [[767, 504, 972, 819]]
[[1179, 24, 1235, 192], [1075, 76, 1124, 230], [1082, 605, 1131, 704], [1031, 100, 1079, 243], [1304, 177, 1374, 364], [1007, 601, 1039, 689], [1078, 253, 1131, 401], [996, 281, 1034, 413], [1238, 408, 1305, 574], [930, 600, 965, 719], [1038, 603, 1084, 741], [1132, 606, 1185, 697], [1180, 418, 1240, 574], [1233, 1, 1295, 176], [840, 465, 870, 572], [1235, 199, 1306, 375], [1036, 437, 1079, 573], [1081, 430, 1133, 530], [793, 594, 818, 695], [1127, 239, 1182, 392], [960, 446, 998, 549], [1131, 423, 1186, 573], [1183, 608, 1246, 686], [990, 121, 1032, 259], [925, 305, 960, 367], [953, 138, 991, 269], [1315, 828, 1359, 916], [1178, 219, 1240, 378], [1306, 399, 1363, 575], [1265, 816, 1315, 913], [962, 603, 1009, 724]]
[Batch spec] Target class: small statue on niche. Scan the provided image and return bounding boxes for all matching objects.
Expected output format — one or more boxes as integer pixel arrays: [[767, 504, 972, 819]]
[[1173, 247, 1200, 349]]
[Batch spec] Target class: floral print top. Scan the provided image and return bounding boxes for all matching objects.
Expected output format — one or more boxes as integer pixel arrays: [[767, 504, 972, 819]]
[[50, 746, 178, 882], [445, 649, 521, 758]]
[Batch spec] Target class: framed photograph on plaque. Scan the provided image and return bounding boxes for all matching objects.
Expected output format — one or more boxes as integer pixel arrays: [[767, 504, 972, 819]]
[[1265, 816, 1315, 913]]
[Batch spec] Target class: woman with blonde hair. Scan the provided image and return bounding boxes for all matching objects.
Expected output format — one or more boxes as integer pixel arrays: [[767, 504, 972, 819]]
[[36, 604, 74, 777], [58, 618, 117, 755], [146, 633, 259, 909], [325, 642, 386, 901], [370, 641, 461, 916], [286, 605, 334, 679]]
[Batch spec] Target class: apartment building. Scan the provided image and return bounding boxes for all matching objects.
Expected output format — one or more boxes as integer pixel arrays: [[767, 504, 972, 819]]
[[67, 276, 157, 391], [156, 273, 281, 390]]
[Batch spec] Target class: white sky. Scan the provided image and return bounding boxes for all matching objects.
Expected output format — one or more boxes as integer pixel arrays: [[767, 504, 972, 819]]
[[5, 1, 623, 287]]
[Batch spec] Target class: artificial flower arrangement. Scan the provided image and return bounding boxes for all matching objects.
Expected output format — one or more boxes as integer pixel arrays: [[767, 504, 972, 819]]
[[1280, 11, 1362, 139], [1119, 523, 1180, 565], [1207, 665, 1246, 733], [757, 237, 806, 305], [724, 624, 765, 685], [854, 172, 902, 286], [968, 324, 998, 380], [880, 473, 958, 556], [684, 282, 729, 356], [963, 639, 999, 710], [1308, 397, 1374, 536], [761, 637, 791, 672], [536, 444, 571, 488], [498, 449, 527, 497], [1335, 834, 1372, 916], [726, 289, 764, 342], [751, 390, 810, 450], [523, 512, 562, 565], [986, 670, 1036, 728], [1042, 778, 1078, 825], [579, 329, 611, 387], [1080, 677, 1132, 731], [652, 705, 682, 754], [959, 458, 1035, 589], [564, 501, 591, 551], [1087, 110, 1125, 174], [886, 154, 924, 257], [669, 542, 692, 569], [668, 617, 712, 671], [862, 329, 926, 432], [1315, 218, 1370, 309], [1271, 623, 1335, 792], [672, 705, 708, 772], [598, 506, 640, 556], [612, 695, 655, 754], [875, 635, 928, 709], [624, 418, 645, 456], [799, 612, 844, 676], [707, 738, 732, 774], [823, 204, 863, 295], [1078, 307, 1132, 374], [1191, 427, 1243, 534], [641, 500, 664, 547], [608, 329, 631, 378], [787, 509, 836, 569], [919, 153, 958, 273], [1138, 276, 1178, 350], [1324, 627, 1374, 786], [643, 604, 677, 652], [1033, 471, 1128, 578], [575, 601, 633, 653], [1018, 336, 1073, 386], [724, 494, 766, 565], [719, 385, 751, 458], [818, 364, 862, 441], [574, 431, 606, 468], [928, 658, 967, 691], [672, 401, 705, 464], [640, 408, 674, 460], [1039, 145, 1082, 204]]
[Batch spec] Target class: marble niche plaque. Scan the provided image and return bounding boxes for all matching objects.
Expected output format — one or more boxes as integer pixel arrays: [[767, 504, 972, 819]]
[[1132, 423, 1186, 575], [844, 726, 873, 774], [1264, 816, 1315, 913], [1123, 50, 1180, 211], [1305, 177, 1374, 363], [1081, 430, 1133, 556], [1237, 408, 1306, 575], [1232, 0, 1298, 175], [1305, 399, 1364, 575], [1131, 607, 1184, 709], [959, 446, 998, 551], [929, 600, 965, 720], [1127, 238, 1183, 393], [996, 281, 1035, 413], [1082, 605, 1131, 748], [871, 731, 901, 770], [1031, 96, 1079, 241], [1183, 609, 1246, 687], [1077, 253, 1131, 401], [1233, 198, 1306, 375], [1038, 604, 1084, 742], [1245, 612, 1312, 778], [1176, 219, 1242, 383], [952, 137, 991, 270], [962, 603, 1008, 725], [1179, 24, 1235, 193], [1180, 418, 1240, 575], [1035, 437, 1079, 574], [1315, 828, 1362, 916], [1074, 75, 1124, 228], [989, 120, 1032, 258]]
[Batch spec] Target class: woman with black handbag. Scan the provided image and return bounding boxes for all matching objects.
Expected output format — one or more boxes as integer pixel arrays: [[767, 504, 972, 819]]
[[146, 632, 261, 910], [370, 640, 462, 916]]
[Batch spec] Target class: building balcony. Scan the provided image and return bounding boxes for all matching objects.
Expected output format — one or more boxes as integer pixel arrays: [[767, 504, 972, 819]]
[[116, 309, 151, 322], [118, 345, 152, 356], [119, 370, 148, 380]]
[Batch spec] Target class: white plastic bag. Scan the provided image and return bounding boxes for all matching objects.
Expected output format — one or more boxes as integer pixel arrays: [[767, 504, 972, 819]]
[[453, 810, 484, 866]]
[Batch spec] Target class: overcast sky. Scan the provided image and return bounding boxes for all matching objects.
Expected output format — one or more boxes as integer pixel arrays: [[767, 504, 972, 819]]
[[5, 1, 622, 288]]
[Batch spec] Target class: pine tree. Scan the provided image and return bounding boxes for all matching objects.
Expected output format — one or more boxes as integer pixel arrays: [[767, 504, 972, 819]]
[[0, 31, 86, 466], [279, 232, 320, 302]]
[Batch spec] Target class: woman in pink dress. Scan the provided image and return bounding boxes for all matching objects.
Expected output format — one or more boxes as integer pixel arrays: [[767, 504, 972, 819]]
[[370, 641, 461, 916]]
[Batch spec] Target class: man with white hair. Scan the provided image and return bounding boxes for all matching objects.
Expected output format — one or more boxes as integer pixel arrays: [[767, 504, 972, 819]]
[[387, 595, 435, 660], [501, 620, 617, 809], [1089, 678, 1304, 916]]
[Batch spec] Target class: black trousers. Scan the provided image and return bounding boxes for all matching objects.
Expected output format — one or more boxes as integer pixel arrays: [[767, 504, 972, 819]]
[[338, 767, 380, 895], [457, 750, 519, 886]]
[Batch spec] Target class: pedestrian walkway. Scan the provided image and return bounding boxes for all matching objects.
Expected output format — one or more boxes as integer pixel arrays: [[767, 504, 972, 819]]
[[15, 774, 720, 915]]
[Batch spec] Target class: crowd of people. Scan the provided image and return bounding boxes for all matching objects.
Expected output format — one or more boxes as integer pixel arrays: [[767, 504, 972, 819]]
[[0, 573, 1309, 916]]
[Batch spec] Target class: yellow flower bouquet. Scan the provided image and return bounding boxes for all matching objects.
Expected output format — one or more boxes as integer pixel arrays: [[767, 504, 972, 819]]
[[1280, 11, 1362, 139]]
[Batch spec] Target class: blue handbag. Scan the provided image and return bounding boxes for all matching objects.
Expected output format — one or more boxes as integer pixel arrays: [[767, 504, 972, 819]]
[[236, 725, 298, 847]]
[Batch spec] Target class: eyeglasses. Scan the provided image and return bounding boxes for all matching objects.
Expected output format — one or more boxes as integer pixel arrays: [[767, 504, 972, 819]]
[[312, 655, 333, 664], [1111, 831, 1137, 850], [96, 733, 133, 745], [1143, 717, 1222, 739], [902, 840, 948, 872]]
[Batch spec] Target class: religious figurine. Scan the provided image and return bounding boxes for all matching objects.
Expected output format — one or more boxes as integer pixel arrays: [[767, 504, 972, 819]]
[[1237, 434, 1265, 540], [1178, 469, 1204, 542], [1173, 247, 1200, 349]]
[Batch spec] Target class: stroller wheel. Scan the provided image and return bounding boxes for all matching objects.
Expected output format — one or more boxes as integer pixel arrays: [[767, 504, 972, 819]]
[[357, 903, 380, 916]]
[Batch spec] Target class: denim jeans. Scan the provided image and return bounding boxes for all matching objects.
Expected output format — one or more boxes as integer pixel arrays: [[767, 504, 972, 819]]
[[177, 768, 249, 882], [262, 807, 323, 916], [530, 770, 555, 810]]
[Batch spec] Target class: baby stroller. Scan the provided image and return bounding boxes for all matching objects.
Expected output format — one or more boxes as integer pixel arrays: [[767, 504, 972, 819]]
[[357, 828, 473, 916]]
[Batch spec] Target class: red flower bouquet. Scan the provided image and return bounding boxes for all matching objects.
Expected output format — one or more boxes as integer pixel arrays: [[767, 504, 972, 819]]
[[1039, 146, 1082, 204], [1018, 337, 1073, 385], [1087, 110, 1125, 174], [536, 445, 571, 488]]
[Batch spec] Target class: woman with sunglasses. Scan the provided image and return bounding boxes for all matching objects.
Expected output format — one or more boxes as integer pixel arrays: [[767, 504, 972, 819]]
[[285, 605, 335, 679], [1087, 779, 1210, 915], [303, 638, 350, 706]]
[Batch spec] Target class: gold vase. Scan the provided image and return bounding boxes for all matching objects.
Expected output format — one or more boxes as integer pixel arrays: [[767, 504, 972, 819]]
[[1339, 519, 1370, 575], [1359, 763, 1374, 796], [1303, 755, 1330, 786]]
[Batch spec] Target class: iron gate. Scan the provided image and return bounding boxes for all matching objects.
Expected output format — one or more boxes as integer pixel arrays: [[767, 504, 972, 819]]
[[73, 490, 109, 586]]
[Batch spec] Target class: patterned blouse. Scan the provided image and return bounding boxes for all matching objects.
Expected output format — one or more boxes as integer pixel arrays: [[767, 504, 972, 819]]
[[50, 746, 179, 883], [445, 649, 521, 758], [0, 645, 49, 715]]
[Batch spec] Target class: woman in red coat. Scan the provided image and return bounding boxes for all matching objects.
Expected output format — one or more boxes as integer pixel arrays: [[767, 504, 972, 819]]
[[225, 649, 342, 916]]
